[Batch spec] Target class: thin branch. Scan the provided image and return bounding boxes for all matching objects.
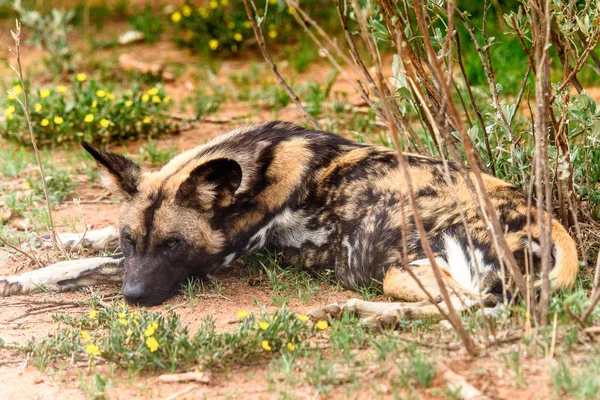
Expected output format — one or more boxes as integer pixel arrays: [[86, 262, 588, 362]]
[[8, 20, 62, 255], [241, 0, 320, 130], [0, 235, 42, 268]]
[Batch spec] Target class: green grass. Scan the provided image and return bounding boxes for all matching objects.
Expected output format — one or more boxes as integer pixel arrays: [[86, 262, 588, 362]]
[[241, 251, 335, 305]]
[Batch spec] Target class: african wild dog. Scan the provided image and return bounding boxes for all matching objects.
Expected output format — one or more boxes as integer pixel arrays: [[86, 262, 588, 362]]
[[0, 122, 578, 323]]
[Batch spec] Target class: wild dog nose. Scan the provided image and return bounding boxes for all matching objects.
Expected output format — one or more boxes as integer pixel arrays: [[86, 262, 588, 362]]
[[123, 282, 157, 306]]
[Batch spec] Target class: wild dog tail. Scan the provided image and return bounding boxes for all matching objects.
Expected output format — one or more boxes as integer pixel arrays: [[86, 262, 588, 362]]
[[548, 218, 579, 289]]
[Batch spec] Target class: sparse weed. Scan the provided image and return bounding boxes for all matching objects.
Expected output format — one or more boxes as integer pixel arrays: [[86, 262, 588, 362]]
[[138, 138, 176, 167], [0, 145, 30, 177], [128, 3, 163, 43]]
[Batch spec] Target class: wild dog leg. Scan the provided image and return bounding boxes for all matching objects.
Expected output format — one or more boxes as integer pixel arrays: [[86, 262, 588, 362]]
[[23, 226, 120, 252], [310, 264, 497, 329], [0, 255, 124, 296]]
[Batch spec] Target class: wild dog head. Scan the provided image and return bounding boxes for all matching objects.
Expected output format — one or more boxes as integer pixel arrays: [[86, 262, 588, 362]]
[[82, 142, 242, 306]]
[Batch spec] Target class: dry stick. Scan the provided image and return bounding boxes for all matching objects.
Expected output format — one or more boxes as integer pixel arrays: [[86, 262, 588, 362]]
[[455, 34, 496, 176], [348, 1, 478, 356], [336, 0, 412, 150], [455, 10, 518, 152], [241, 0, 319, 130], [581, 287, 600, 325], [531, 0, 553, 326], [407, 74, 492, 343], [8, 21, 62, 255], [565, 303, 596, 342], [288, 0, 426, 152], [0, 235, 42, 268], [593, 252, 600, 298], [412, 1, 529, 298], [578, 29, 600, 71], [283, 1, 383, 131]]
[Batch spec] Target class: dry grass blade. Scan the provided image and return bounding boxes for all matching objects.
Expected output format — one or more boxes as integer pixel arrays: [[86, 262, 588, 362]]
[[7, 20, 63, 256]]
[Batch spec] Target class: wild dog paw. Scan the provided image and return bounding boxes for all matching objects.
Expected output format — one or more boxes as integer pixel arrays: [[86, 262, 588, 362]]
[[0, 277, 24, 296], [308, 301, 344, 321]]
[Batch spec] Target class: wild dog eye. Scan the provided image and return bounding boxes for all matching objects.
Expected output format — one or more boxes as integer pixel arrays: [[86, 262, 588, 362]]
[[123, 235, 134, 247], [165, 238, 179, 249]]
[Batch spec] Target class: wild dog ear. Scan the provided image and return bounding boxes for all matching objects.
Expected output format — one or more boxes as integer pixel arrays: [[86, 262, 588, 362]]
[[176, 158, 242, 210], [81, 141, 141, 200]]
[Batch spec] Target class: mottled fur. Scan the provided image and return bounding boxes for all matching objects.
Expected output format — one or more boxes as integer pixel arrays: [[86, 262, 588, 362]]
[[0, 122, 578, 313]]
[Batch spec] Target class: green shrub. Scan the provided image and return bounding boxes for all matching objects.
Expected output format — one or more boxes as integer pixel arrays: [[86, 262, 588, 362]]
[[169, 0, 336, 56], [1, 74, 177, 145]]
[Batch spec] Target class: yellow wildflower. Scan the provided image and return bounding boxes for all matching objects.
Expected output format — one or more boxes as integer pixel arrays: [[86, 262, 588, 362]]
[[198, 7, 208, 18], [243, 21, 252, 29], [119, 318, 127, 326], [57, 85, 67, 93], [287, 342, 295, 351], [7, 93, 15, 100], [106, 93, 115, 100], [221, 0, 229, 5], [125, 100, 133, 107], [34, 103, 42, 112], [144, 325, 155, 337], [40, 118, 49, 127], [182, 5, 192, 17], [91, 100, 98, 109], [209, 39, 219, 51], [99, 119, 110, 128], [143, 116, 151, 124], [297, 314, 309, 322], [269, 0, 277, 4], [152, 322, 158, 330], [237, 310, 248, 318], [268, 30, 278, 39], [146, 336, 159, 352], [95, 90, 106, 98], [12, 84, 22, 95], [152, 95, 161, 103], [227, 22, 235, 29], [316, 320, 328, 330], [171, 11, 182, 23], [209, 0, 218, 9], [288, 7, 296, 15], [23, 182, 31, 189], [163, 95, 171, 102], [89, 309, 97, 319], [118, 312, 126, 319], [85, 343, 100, 356], [84, 114, 94, 123], [126, 328, 133, 336], [233, 33, 243, 42], [141, 94, 149, 102], [147, 87, 159, 95], [261, 340, 272, 351], [54, 116, 64, 125], [76, 73, 87, 82], [80, 331, 91, 341], [259, 321, 269, 330], [40, 89, 51, 98], [4, 105, 15, 116]]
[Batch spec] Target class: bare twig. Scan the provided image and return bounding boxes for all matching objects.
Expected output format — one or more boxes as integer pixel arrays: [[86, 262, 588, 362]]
[[0, 235, 42, 268], [242, 0, 319, 130], [8, 20, 62, 255]]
